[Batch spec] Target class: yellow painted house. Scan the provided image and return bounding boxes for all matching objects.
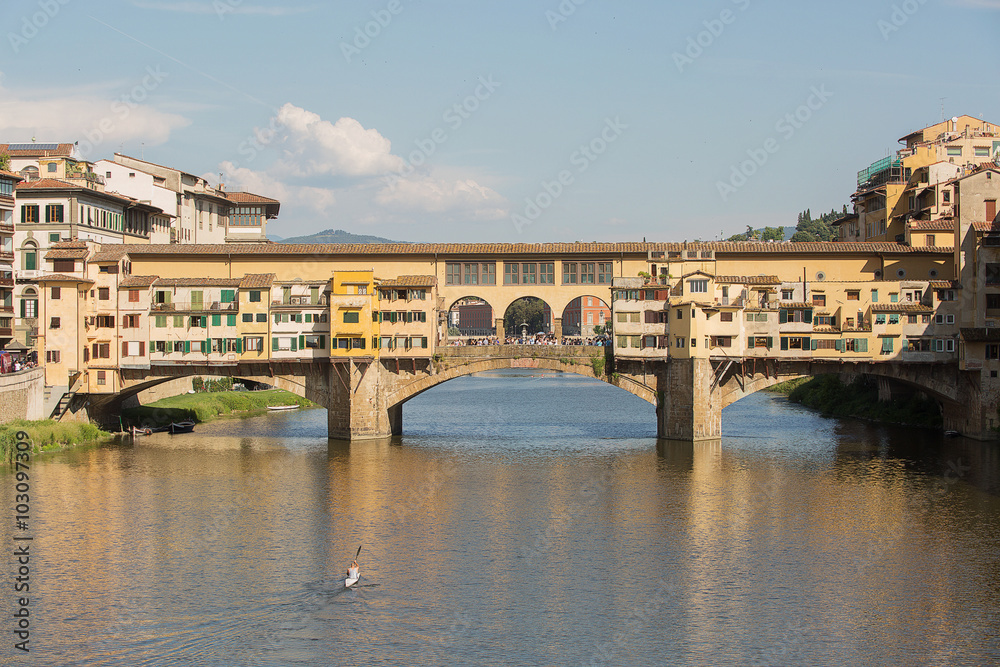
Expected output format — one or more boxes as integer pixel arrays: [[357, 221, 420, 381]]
[[330, 270, 378, 358]]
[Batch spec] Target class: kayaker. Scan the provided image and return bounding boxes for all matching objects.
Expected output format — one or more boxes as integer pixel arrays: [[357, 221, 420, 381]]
[[348, 560, 359, 580]]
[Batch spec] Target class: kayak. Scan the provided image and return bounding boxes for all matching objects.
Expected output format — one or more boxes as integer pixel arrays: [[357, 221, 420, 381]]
[[267, 405, 299, 411], [346, 572, 359, 587]]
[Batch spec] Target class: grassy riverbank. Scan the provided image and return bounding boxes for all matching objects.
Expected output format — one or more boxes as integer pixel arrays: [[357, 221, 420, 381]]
[[768, 375, 943, 429], [1, 420, 111, 461], [122, 389, 315, 426]]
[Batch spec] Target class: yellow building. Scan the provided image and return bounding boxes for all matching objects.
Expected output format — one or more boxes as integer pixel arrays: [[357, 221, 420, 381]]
[[330, 271, 377, 358]]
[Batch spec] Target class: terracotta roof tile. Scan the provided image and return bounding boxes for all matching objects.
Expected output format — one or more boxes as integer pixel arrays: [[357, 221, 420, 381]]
[[239, 273, 276, 289], [35, 273, 94, 283], [16, 178, 77, 190], [154, 277, 243, 287], [779, 302, 813, 309], [871, 303, 933, 313], [52, 240, 90, 249], [89, 247, 129, 262], [961, 327, 1000, 342], [909, 219, 955, 231], [0, 169, 23, 181], [103, 240, 954, 258], [224, 191, 280, 204], [44, 248, 89, 260], [378, 275, 437, 288], [714, 275, 780, 285], [119, 275, 158, 288], [972, 221, 1000, 232], [929, 280, 960, 289]]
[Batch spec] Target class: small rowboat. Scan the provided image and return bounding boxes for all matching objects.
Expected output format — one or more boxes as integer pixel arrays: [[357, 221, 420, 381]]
[[130, 426, 153, 437], [267, 404, 299, 411], [170, 421, 196, 434]]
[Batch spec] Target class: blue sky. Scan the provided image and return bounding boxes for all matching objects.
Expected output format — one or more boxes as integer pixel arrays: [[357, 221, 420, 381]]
[[1, 0, 997, 242]]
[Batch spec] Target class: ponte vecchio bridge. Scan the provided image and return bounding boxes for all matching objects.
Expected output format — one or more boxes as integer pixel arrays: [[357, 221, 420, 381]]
[[38, 240, 996, 441]]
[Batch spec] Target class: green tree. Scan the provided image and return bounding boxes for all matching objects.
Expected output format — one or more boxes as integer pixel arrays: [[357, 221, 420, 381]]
[[504, 297, 547, 335], [0, 154, 9, 171]]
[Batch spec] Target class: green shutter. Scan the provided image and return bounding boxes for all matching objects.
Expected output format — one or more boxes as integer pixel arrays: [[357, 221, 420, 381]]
[[291, 337, 298, 352], [191, 291, 203, 309], [779, 309, 788, 324], [858, 338, 868, 353], [766, 337, 773, 349], [804, 309, 812, 322], [19, 300, 24, 318], [835, 339, 844, 352], [319, 335, 325, 349], [299, 335, 305, 349], [184, 341, 190, 354], [235, 338, 242, 353], [221, 289, 235, 303], [272, 337, 279, 351], [780, 337, 788, 351], [305, 313, 312, 323], [811, 339, 818, 351], [212, 314, 222, 326], [274, 314, 280, 325], [803, 337, 810, 350], [227, 314, 236, 326], [205, 339, 211, 353]]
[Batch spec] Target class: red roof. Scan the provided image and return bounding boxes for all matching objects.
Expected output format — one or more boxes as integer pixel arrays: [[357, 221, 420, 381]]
[[0, 143, 74, 157]]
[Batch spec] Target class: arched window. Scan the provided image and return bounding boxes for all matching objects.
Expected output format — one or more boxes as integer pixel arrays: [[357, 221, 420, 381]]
[[20, 287, 38, 319], [21, 241, 37, 272]]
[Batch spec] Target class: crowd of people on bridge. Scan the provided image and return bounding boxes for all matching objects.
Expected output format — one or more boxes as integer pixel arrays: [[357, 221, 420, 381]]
[[445, 334, 612, 347]]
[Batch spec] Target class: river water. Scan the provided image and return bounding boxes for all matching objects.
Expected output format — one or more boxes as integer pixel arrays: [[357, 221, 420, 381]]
[[4, 369, 1000, 666]]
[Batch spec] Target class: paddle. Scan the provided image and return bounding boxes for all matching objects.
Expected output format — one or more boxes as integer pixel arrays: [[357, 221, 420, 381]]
[[354, 545, 362, 561]]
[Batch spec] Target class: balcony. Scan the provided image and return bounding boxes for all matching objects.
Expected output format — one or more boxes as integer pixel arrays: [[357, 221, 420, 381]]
[[152, 301, 238, 312], [0, 223, 13, 234], [272, 298, 327, 308], [64, 169, 105, 186], [0, 327, 11, 337]]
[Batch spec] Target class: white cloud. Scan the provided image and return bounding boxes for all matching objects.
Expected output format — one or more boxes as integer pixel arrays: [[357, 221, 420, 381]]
[[216, 104, 509, 225], [271, 103, 404, 178], [0, 71, 189, 158]]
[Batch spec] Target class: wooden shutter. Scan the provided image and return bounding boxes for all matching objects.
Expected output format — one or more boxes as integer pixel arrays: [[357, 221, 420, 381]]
[[779, 309, 788, 323], [780, 337, 788, 351]]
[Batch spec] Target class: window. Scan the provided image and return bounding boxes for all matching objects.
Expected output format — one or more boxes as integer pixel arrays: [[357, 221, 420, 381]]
[[689, 279, 708, 293], [45, 350, 61, 363], [49, 233, 60, 243], [245, 336, 263, 351], [97, 315, 115, 328], [92, 343, 111, 359], [938, 289, 957, 301], [155, 315, 167, 328], [522, 263, 536, 284], [49, 317, 60, 329], [942, 191, 951, 204], [44, 204, 64, 222], [781, 289, 794, 300], [847, 291, 859, 300], [908, 314, 917, 324], [98, 288, 110, 300], [812, 294, 825, 306], [127, 290, 139, 303], [249, 290, 261, 303], [946, 146, 962, 156], [946, 314, 955, 324], [935, 314, 944, 324], [97, 371, 106, 386], [123, 314, 139, 328], [256, 313, 267, 323], [463, 263, 479, 285], [710, 336, 732, 348], [676, 309, 683, 320], [243, 313, 253, 323], [986, 344, 1000, 360], [580, 263, 595, 284], [21, 205, 39, 223], [504, 263, 519, 284], [598, 262, 613, 284], [881, 337, 894, 354], [889, 314, 899, 324], [343, 311, 360, 324], [890, 293, 898, 303], [563, 262, 578, 284], [124, 341, 144, 357], [211, 314, 222, 326], [540, 263, 554, 284], [304, 335, 325, 349], [720, 312, 733, 322], [50, 286, 61, 300], [875, 314, 886, 325], [975, 147, 991, 157]]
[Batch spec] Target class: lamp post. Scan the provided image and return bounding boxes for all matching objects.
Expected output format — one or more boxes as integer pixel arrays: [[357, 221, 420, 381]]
[[520, 321, 528, 343]]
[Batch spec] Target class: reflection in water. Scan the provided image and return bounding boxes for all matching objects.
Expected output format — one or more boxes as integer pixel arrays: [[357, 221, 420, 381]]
[[2, 369, 999, 666]]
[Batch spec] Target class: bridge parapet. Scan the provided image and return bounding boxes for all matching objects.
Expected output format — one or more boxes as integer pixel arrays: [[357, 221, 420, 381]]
[[437, 344, 605, 359]]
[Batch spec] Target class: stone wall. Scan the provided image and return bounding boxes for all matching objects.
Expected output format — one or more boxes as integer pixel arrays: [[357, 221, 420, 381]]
[[0, 367, 45, 422]]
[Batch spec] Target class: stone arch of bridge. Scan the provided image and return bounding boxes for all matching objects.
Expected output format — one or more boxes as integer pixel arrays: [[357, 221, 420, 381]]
[[110, 369, 316, 417], [385, 356, 656, 412], [716, 361, 963, 412]]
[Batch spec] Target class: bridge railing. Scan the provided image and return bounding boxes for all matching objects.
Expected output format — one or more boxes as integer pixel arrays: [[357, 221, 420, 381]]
[[438, 345, 605, 358]]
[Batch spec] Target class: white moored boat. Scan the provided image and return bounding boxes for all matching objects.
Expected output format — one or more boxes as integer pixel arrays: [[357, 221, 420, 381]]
[[267, 404, 299, 411]]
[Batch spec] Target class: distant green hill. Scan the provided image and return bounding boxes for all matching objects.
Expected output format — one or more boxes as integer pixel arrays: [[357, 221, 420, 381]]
[[275, 228, 403, 244]]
